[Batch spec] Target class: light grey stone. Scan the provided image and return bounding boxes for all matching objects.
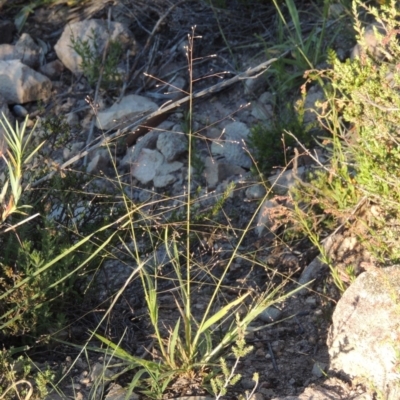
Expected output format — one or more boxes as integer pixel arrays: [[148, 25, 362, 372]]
[[55, 19, 136, 76], [96, 94, 158, 131], [0, 60, 52, 104], [39, 60, 64, 79], [302, 87, 324, 125], [63, 141, 84, 161], [86, 150, 110, 174], [0, 33, 42, 68], [311, 361, 327, 378], [251, 100, 274, 122], [203, 156, 245, 189], [105, 383, 139, 400], [211, 122, 252, 169], [328, 266, 400, 400], [298, 256, 326, 294], [256, 198, 279, 237], [268, 167, 305, 195], [245, 183, 266, 200], [259, 306, 282, 323], [156, 131, 187, 161], [351, 23, 385, 61], [15, 33, 43, 67], [153, 173, 176, 188], [131, 148, 164, 184]]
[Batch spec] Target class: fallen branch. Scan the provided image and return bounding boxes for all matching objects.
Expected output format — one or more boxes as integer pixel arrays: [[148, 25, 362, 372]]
[[31, 54, 283, 188]]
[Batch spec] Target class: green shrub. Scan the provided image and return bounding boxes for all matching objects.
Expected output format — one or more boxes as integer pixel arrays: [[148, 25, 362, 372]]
[[292, 0, 400, 284]]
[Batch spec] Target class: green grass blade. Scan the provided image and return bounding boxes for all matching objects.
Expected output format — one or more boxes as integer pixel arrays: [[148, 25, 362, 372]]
[[198, 292, 250, 334]]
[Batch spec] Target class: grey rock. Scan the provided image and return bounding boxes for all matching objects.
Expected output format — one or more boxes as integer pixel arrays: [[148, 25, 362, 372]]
[[298, 257, 326, 294], [268, 167, 305, 195], [351, 23, 385, 61], [311, 361, 327, 378], [55, 19, 136, 76], [245, 183, 266, 200], [259, 306, 282, 323], [12, 104, 28, 117], [96, 94, 158, 131], [63, 141, 84, 161], [39, 60, 64, 79], [105, 383, 139, 400], [15, 33, 43, 68], [87, 150, 110, 174], [203, 156, 245, 189], [302, 86, 324, 125], [211, 122, 252, 169], [328, 266, 400, 400], [256, 198, 281, 237], [131, 148, 164, 184], [0, 60, 52, 104], [157, 131, 187, 161], [153, 173, 176, 188], [0, 33, 42, 68]]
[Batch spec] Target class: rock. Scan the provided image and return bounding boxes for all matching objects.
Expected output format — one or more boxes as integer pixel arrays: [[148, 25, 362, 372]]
[[268, 167, 305, 195], [63, 142, 84, 161], [245, 183, 266, 200], [0, 33, 42, 68], [256, 198, 289, 237], [105, 383, 139, 400], [259, 306, 282, 323], [87, 150, 110, 174], [54, 19, 136, 76], [95, 94, 158, 131], [0, 20, 15, 44], [251, 92, 274, 123], [298, 257, 327, 294], [12, 104, 28, 117], [131, 147, 182, 187], [65, 112, 79, 127], [131, 149, 164, 184], [328, 266, 400, 399], [15, 33, 43, 68], [39, 60, 64, 79], [156, 131, 187, 161], [0, 60, 52, 104], [153, 173, 176, 188], [311, 361, 327, 378], [351, 23, 386, 61], [211, 122, 252, 169], [301, 86, 324, 125], [203, 156, 245, 189]]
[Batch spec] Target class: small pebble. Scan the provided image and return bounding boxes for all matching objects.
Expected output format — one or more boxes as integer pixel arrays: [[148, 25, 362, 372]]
[[312, 361, 327, 378], [12, 105, 28, 117]]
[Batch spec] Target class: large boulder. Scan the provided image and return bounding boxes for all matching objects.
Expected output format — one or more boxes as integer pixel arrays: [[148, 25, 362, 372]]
[[54, 19, 136, 76], [328, 265, 400, 399]]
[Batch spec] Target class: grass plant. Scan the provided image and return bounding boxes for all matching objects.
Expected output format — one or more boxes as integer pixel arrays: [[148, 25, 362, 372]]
[[62, 29, 305, 399]]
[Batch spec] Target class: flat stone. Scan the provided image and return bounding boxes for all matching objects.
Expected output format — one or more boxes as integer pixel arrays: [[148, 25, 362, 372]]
[[131, 149, 164, 184]]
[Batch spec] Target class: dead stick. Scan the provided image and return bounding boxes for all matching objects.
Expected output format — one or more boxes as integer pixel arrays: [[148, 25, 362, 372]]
[[31, 54, 283, 188]]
